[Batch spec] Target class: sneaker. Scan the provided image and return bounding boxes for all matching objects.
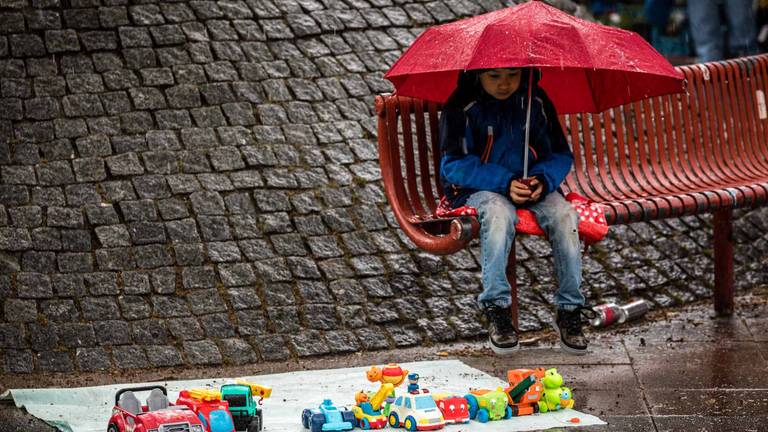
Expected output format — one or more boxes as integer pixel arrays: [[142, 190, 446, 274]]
[[554, 307, 593, 355], [483, 305, 519, 355]]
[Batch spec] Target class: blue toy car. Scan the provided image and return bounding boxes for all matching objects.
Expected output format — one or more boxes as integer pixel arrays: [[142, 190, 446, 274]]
[[301, 399, 355, 432]]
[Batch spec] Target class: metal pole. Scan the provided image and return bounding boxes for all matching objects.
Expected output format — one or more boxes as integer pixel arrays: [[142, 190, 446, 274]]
[[522, 69, 534, 179], [713, 208, 734, 315]]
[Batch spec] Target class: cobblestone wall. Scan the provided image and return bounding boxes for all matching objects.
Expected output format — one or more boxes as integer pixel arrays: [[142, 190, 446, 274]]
[[1, 0, 767, 374]]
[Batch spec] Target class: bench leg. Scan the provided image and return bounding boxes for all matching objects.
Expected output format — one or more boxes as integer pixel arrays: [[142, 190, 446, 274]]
[[713, 208, 734, 316], [506, 239, 519, 329]]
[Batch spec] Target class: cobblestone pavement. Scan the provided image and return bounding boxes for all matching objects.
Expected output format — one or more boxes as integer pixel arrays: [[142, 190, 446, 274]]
[[0, 0, 767, 377]]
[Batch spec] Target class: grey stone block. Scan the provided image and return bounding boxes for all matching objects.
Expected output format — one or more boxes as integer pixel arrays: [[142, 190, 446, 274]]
[[81, 297, 120, 320], [167, 174, 201, 194], [329, 279, 367, 304], [198, 215, 232, 241], [190, 106, 226, 127], [230, 214, 260, 239], [95, 247, 136, 271], [183, 340, 222, 365], [112, 345, 149, 369], [134, 244, 174, 268], [291, 330, 330, 357], [31, 227, 61, 250], [72, 158, 106, 182], [150, 267, 176, 294], [10, 34, 46, 57], [118, 26, 152, 48], [132, 175, 171, 199], [75, 134, 111, 157], [93, 320, 131, 345], [131, 319, 168, 345], [17, 272, 53, 298], [128, 221, 166, 245], [62, 94, 104, 117], [40, 300, 80, 322], [207, 241, 241, 262], [57, 322, 96, 348], [46, 207, 83, 228], [200, 313, 235, 337], [103, 69, 140, 90], [27, 322, 58, 349], [123, 271, 151, 295], [4, 299, 37, 323], [118, 295, 152, 320], [197, 173, 234, 191], [45, 29, 80, 54], [219, 337, 257, 364], [22, 250, 56, 273], [166, 218, 200, 242], [106, 152, 144, 176], [120, 200, 158, 222], [227, 287, 261, 310], [146, 345, 182, 367], [174, 243, 205, 265], [8, 206, 42, 227], [79, 30, 118, 51], [75, 347, 111, 371], [209, 146, 244, 171], [57, 252, 94, 273], [0, 185, 31, 206], [166, 84, 201, 109], [181, 265, 217, 289], [302, 304, 339, 330], [167, 316, 202, 340], [256, 334, 290, 360], [39, 350, 74, 372], [84, 272, 119, 296], [36, 161, 74, 185]]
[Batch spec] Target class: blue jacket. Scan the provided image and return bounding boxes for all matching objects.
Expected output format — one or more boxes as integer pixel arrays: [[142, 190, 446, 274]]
[[439, 81, 573, 208]]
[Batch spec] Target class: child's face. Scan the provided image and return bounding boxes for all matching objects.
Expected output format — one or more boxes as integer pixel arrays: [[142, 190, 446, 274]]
[[479, 68, 522, 100]]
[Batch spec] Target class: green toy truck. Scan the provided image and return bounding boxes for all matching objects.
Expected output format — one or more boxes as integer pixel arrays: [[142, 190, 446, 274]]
[[464, 388, 513, 422], [220, 381, 272, 432]]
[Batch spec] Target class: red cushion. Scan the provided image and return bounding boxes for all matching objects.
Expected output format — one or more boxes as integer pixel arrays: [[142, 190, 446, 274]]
[[435, 193, 609, 245]]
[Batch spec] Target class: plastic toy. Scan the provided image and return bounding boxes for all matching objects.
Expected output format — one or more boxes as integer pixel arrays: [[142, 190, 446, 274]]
[[366, 363, 409, 415], [220, 380, 272, 432], [505, 368, 545, 416], [176, 389, 236, 432], [107, 385, 205, 432], [301, 399, 356, 432], [388, 388, 445, 430], [406, 373, 420, 393], [537, 368, 575, 413], [463, 388, 512, 423], [352, 383, 393, 429], [366, 363, 409, 388], [431, 394, 469, 424]]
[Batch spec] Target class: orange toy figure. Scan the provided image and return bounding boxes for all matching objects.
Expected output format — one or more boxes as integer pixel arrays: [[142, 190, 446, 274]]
[[366, 363, 409, 387], [504, 368, 545, 417], [355, 391, 369, 405]]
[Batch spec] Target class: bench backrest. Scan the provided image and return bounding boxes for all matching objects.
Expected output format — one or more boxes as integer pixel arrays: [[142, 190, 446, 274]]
[[376, 55, 768, 230]]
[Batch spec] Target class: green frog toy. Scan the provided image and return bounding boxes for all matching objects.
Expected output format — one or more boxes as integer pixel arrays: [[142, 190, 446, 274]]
[[537, 368, 575, 413]]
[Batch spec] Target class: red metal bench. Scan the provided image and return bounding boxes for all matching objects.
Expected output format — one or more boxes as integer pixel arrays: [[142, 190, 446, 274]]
[[376, 55, 768, 326]]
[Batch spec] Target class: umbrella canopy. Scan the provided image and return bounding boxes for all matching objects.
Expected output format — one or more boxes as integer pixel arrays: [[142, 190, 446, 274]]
[[384, 1, 685, 113]]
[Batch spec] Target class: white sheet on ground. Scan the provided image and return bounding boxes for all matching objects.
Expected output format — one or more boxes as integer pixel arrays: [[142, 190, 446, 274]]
[[7, 359, 605, 432]]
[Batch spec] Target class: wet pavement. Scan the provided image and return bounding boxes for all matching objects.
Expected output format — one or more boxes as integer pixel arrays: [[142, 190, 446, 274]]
[[2, 287, 767, 432]]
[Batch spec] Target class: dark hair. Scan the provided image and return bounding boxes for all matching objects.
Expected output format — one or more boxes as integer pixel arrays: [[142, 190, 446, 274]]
[[444, 67, 541, 110]]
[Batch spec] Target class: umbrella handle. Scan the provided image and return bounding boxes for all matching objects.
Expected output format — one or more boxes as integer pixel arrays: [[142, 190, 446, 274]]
[[523, 69, 533, 180]]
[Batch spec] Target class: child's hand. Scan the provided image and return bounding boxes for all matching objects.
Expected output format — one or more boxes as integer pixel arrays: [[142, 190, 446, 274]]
[[509, 180, 532, 204], [529, 177, 544, 202]]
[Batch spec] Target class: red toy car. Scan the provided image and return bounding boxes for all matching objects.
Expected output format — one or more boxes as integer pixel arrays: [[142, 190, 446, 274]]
[[176, 389, 236, 432], [433, 394, 470, 424], [107, 385, 205, 432]]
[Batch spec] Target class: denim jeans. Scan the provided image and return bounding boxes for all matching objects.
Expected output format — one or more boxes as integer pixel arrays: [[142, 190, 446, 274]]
[[687, 0, 757, 62], [466, 190, 584, 311]]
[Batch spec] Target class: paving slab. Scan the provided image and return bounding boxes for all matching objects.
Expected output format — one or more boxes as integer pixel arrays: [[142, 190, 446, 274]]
[[627, 341, 768, 389], [647, 389, 768, 416], [654, 415, 768, 432]]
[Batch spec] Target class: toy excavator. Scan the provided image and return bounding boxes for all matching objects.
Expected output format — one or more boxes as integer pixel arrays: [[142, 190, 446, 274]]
[[504, 368, 545, 417]]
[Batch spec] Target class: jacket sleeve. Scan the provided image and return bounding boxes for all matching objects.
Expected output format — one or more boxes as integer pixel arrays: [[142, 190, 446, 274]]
[[527, 94, 573, 196], [439, 107, 515, 195]]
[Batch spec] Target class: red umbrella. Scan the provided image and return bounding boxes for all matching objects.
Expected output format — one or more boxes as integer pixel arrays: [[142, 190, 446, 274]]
[[384, 0, 685, 114]]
